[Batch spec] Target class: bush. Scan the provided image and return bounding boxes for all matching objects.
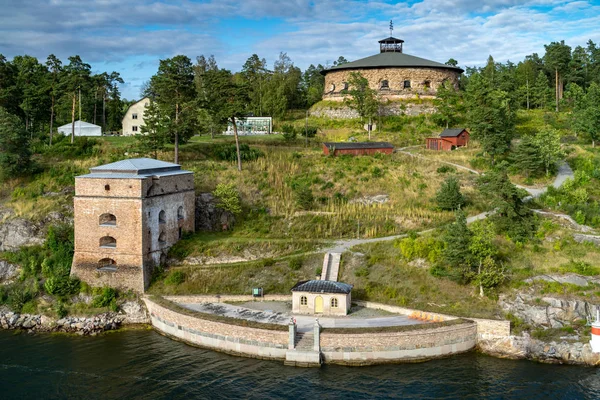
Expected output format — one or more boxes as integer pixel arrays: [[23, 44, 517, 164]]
[[294, 186, 314, 210], [44, 275, 80, 296], [261, 258, 275, 267], [55, 301, 68, 318], [92, 287, 117, 308], [212, 183, 242, 215], [165, 270, 186, 285], [436, 165, 456, 174], [288, 257, 303, 271], [212, 143, 263, 162], [435, 177, 465, 210], [281, 124, 297, 141]]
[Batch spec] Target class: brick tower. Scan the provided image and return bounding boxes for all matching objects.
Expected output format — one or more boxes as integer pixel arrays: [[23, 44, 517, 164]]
[[70, 158, 195, 292]]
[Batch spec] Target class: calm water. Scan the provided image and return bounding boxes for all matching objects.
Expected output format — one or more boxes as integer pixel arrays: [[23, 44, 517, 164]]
[[1, 330, 599, 400]]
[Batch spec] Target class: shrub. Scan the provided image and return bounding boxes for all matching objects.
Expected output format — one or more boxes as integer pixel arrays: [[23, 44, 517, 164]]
[[44, 275, 80, 296], [294, 186, 314, 210], [212, 183, 242, 215], [165, 270, 186, 285], [281, 124, 297, 141], [288, 257, 303, 271], [436, 165, 456, 174], [261, 258, 276, 267], [435, 177, 465, 210], [92, 287, 117, 308], [212, 143, 263, 162], [55, 301, 68, 319]]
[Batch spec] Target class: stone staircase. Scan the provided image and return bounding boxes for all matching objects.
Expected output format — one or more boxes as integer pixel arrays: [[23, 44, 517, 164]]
[[321, 252, 341, 281], [284, 332, 321, 367]]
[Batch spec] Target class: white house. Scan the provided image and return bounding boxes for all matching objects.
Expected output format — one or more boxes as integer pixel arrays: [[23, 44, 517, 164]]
[[57, 120, 102, 137], [291, 280, 352, 316], [122, 97, 150, 136]]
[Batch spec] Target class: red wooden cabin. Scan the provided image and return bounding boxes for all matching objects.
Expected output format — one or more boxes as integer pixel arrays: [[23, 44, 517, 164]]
[[322, 142, 394, 156], [425, 128, 469, 151]]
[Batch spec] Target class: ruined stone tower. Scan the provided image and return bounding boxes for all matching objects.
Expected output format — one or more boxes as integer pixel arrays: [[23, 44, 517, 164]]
[[70, 158, 195, 292]]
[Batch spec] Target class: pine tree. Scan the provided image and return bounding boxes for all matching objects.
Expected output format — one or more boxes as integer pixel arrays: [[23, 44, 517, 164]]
[[0, 107, 31, 179], [511, 137, 544, 178], [435, 176, 465, 210], [533, 127, 564, 175], [137, 100, 168, 159], [532, 71, 551, 109], [441, 209, 473, 280]]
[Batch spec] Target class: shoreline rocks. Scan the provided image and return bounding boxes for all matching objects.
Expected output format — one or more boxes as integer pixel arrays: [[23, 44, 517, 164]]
[[0, 301, 150, 335]]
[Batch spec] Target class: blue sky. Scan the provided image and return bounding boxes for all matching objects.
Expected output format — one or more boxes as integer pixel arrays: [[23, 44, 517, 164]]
[[1, 0, 599, 100]]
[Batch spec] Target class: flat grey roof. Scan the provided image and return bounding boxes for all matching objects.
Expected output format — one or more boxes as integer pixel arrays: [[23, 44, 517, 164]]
[[78, 158, 192, 179], [321, 51, 463, 75]]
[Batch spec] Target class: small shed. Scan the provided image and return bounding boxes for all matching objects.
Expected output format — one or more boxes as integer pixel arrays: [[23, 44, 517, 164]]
[[426, 128, 469, 151], [323, 142, 394, 156], [58, 120, 102, 137], [291, 280, 353, 316]]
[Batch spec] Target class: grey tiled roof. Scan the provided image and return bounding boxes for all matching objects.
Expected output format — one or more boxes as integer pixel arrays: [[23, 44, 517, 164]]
[[322, 51, 463, 75], [440, 128, 468, 137], [323, 142, 394, 150], [291, 280, 353, 294]]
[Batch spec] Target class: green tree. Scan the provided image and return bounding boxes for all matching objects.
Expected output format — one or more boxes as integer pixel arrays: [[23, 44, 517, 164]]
[[45, 54, 63, 144], [532, 127, 564, 176], [510, 137, 544, 178], [0, 107, 31, 179], [573, 82, 600, 147], [445, 58, 458, 67], [60, 56, 92, 143], [435, 176, 465, 210], [201, 68, 249, 171], [332, 56, 349, 66], [137, 99, 168, 158], [532, 71, 551, 109], [344, 72, 379, 139], [212, 183, 242, 215], [469, 220, 498, 297], [477, 168, 536, 242], [147, 55, 196, 163], [465, 72, 515, 164], [543, 40, 572, 111], [433, 80, 463, 128], [240, 54, 269, 116], [441, 209, 473, 280]]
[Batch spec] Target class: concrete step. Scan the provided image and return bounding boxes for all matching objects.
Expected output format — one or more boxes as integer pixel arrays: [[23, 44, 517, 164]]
[[284, 350, 322, 367], [320, 252, 341, 281], [295, 332, 314, 351], [320, 253, 331, 280]]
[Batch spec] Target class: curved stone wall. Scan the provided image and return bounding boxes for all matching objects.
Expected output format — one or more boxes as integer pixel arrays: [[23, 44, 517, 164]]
[[320, 321, 477, 365], [323, 67, 460, 101]]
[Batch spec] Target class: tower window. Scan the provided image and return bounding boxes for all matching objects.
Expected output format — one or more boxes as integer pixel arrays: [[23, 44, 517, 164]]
[[403, 80, 411, 89], [177, 206, 184, 220], [424, 80, 431, 89], [380, 80, 389, 89], [159, 210, 166, 224], [99, 213, 117, 226], [98, 258, 117, 271], [104, 184, 110, 191], [300, 296, 307, 306], [331, 298, 338, 308], [329, 83, 335, 92], [342, 82, 349, 91], [158, 232, 166, 245], [99, 236, 116, 248]]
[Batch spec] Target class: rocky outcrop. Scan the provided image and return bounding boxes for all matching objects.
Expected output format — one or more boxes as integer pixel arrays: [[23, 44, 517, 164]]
[[349, 194, 389, 205], [195, 193, 235, 232], [573, 234, 600, 246], [0, 300, 150, 335], [309, 102, 436, 119], [0, 211, 72, 252], [499, 292, 595, 329], [0, 260, 20, 283], [479, 333, 600, 366]]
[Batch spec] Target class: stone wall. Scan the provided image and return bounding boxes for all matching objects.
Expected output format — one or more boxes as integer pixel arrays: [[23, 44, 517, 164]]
[[309, 101, 436, 119], [320, 321, 477, 365], [165, 294, 292, 303], [323, 67, 460, 101], [144, 297, 289, 360]]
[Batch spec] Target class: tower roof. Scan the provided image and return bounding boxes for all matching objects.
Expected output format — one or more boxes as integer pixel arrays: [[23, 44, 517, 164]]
[[378, 36, 404, 43], [77, 158, 191, 179], [321, 51, 463, 75]]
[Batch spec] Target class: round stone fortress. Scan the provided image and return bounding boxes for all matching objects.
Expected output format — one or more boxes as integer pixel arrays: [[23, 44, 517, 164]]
[[321, 37, 463, 101]]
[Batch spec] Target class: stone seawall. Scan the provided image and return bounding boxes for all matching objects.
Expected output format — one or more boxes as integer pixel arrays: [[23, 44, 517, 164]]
[[321, 322, 477, 365], [144, 297, 289, 361]]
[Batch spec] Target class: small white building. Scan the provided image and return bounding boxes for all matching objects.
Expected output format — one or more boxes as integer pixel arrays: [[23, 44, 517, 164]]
[[225, 117, 272, 135], [291, 280, 352, 316], [57, 120, 102, 137], [122, 97, 150, 136]]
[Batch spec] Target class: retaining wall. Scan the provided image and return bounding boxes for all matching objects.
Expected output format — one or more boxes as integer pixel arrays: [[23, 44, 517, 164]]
[[143, 298, 288, 361], [320, 321, 478, 365], [164, 294, 292, 303]]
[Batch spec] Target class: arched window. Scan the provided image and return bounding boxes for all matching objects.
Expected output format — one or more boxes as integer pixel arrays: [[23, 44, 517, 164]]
[[380, 80, 389, 89], [177, 206, 184, 220], [300, 296, 307, 306], [329, 83, 335, 92], [99, 236, 116, 248], [423, 80, 431, 89], [159, 210, 166, 224], [98, 258, 116, 271], [158, 232, 166, 244], [99, 213, 117, 226], [331, 298, 338, 308], [342, 82, 349, 91], [403, 80, 411, 89]]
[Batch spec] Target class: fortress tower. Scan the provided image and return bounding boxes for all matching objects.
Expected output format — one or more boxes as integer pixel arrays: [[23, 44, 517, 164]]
[[70, 158, 195, 292]]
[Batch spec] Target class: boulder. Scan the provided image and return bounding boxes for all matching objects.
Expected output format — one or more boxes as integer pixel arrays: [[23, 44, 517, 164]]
[[195, 193, 235, 232], [119, 301, 150, 324], [0, 260, 20, 283], [0, 218, 45, 251]]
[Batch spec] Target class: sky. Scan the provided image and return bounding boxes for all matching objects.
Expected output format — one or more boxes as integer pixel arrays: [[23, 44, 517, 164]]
[[1, 0, 599, 100]]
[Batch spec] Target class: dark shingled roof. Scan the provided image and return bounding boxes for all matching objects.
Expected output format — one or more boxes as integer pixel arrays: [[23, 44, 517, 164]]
[[291, 280, 353, 294], [321, 51, 464, 75], [378, 36, 404, 43], [440, 128, 468, 138], [323, 142, 394, 150]]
